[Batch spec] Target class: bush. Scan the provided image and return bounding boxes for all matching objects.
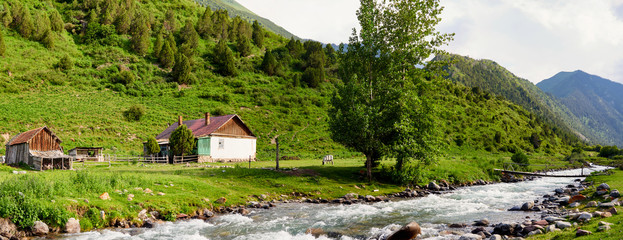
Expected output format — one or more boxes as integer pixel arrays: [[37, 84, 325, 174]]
[[113, 71, 136, 85], [123, 104, 145, 122], [511, 152, 529, 171], [57, 55, 73, 71]]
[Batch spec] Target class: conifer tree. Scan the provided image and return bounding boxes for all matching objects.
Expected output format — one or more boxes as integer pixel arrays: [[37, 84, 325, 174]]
[[153, 29, 164, 58], [33, 11, 51, 41], [159, 41, 175, 69], [180, 19, 199, 54], [130, 11, 150, 56], [261, 49, 278, 76], [236, 34, 251, 57], [42, 29, 54, 49], [163, 9, 177, 32], [100, 0, 117, 25], [286, 37, 303, 58], [146, 137, 160, 156], [170, 124, 196, 156], [1, 2, 12, 28], [213, 40, 236, 76], [211, 9, 229, 40], [49, 9, 64, 32], [172, 52, 192, 84], [0, 26, 5, 56], [251, 20, 264, 48], [196, 7, 212, 39], [18, 7, 34, 39], [114, 9, 132, 34]]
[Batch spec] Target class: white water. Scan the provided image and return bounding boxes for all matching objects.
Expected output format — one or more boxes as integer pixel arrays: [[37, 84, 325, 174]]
[[58, 166, 609, 240]]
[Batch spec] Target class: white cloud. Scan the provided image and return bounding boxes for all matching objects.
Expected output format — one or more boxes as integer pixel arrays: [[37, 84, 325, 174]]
[[234, 0, 623, 84]]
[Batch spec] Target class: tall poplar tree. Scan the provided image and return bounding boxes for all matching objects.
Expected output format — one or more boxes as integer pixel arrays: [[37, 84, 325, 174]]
[[329, 0, 453, 180]]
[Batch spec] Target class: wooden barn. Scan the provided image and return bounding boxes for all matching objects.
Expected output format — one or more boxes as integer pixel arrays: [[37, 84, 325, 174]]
[[153, 113, 256, 162], [5, 127, 72, 170], [68, 147, 104, 162]]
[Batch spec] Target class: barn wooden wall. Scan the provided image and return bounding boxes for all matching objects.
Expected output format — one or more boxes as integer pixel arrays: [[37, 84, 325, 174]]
[[5, 144, 29, 165], [214, 118, 254, 137], [28, 129, 61, 151]]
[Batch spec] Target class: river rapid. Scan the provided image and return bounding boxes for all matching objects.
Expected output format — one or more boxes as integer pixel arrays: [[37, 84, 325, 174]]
[[59, 166, 609, 240]]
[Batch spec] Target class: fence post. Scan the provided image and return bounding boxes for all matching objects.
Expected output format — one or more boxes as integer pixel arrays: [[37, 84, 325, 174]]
[[249, 155, 251, 169]]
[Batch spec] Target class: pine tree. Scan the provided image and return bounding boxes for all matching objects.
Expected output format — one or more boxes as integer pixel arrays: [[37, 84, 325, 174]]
[[42, 29, 54, 49], [180, 19, 199, 55], [146, 137, 160, 155], [18, 6, 34, 39], [33, 11, 51, 41], [114, 8, 132, 34], [213, 40, 236, 76], [251, 20, 264, 48], [196, 7, 212, 39], [100, 0, 117, 25], [169, 124, 196, 156], [49, 9, 64, 32], [0, 26, 5, 56], [211, 9, 229, 40], [261, 49, 277, 76], [159, 41, 175, 69], [286, 37, 303, 58], [153, 29, 164, 58], [172, 52, 192, 84], [163, 9, 177, 32], [236, 34, 251, 57], [1, 2, 12, 28], [130, 11, 150, 56]]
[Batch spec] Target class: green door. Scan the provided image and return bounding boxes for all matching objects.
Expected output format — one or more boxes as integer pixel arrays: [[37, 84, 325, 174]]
[[197, 137, 211, 156]]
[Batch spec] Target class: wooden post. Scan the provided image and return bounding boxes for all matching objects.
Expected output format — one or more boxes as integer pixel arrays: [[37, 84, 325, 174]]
[[249, 155, 251, 169], [275, 137, 280, 170]]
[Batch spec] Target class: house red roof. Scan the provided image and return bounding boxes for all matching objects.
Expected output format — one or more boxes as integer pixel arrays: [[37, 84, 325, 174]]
[[156, 114, 254, 140], [7, 127, 62, 146]]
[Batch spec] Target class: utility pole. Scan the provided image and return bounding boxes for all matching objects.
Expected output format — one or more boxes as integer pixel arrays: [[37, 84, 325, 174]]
[[275, 137, 280, 170]]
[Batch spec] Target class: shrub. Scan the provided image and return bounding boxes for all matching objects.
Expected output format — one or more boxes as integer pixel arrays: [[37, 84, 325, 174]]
[[57, 55, 73, 71], [511, 152, 529, 171], [114, 71, 136, 85], [123, 104, 145, 122]]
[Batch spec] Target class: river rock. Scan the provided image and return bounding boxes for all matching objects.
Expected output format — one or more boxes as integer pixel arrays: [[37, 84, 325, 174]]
[[597, 225, 611, 232], [554, 188, 564, 194], [305, 228, 325, 238], [492, 223, 514, 236], [238, 208, 250, 215], [586, 201, 598, 207], [508, 205, 521, 211], [387, 222, 421, 240], [544, 216, 563, 223], [555, 221, 572, 229], [597, 183, 610, 191], [216, 197, 227, 204], [610, 189, 621, 198], [577, 212, 592, 222], [99, 192, 111, 200], [601, 212, 612, 218], [428, 182, 441, 191], [596, 189, 609, 195], [143, 219, 155, 228], [458, 233, 483, 240], [545, 224, 557, 232], [32, 221, 49, 236], [568, 202, 581, 208], [449, 223, 467, 228], [202, 209, 214, 218], [64, 218, 80, 233], [473, 219, 489, 227], [534, 220, 548, 226], [607, 207, 618, 215], [489, 234, 502, 240], [568, 194, 586, 203], [576, 229, 591, 237], [138, 209, 148, 219], [521, 201, 534, 211], [0, 218, 19, 237], [599, 202, 615, 208], [343, 193, 358, 200], [527, 229, 542, 236]]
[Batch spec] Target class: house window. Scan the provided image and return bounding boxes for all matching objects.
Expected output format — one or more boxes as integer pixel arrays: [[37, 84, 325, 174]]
[[218, 139, 225, 149]]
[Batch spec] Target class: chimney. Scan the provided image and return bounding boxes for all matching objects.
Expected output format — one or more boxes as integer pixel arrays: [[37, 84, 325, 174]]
[[178, 116, 183, 126], [205, 112, 211, 125]]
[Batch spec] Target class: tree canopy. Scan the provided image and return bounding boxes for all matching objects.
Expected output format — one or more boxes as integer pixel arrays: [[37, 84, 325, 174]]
[[329, 0, 453, 180], [170, 124, 196, 156]]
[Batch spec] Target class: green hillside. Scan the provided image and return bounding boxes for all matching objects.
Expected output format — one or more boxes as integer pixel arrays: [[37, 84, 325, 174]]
[[436, 54, 592, 145], [193, 0, 299, 40], [0, 0, 576, 159], [538, 70, 623, 147]]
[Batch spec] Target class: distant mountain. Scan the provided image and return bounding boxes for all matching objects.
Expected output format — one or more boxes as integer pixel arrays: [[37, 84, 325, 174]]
[[435, 54, 592, 145], [194, 0, 299, 39], [537, 71, 623, 147]]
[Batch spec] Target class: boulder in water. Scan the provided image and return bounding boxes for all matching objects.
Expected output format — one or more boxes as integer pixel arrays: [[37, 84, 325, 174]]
[[427, 182, 441, 191], [387, 222, 421, 240], [458, 233, 483, 240], [305, 228, 325, 237], [555, 221, 572, 229], [64, 218, 80, 233], [521, 201, 534, 211], [32, 221, 49, 236]]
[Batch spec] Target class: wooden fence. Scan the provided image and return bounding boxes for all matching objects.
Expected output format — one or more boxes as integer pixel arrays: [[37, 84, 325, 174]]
[[172, 155, 199, 164]]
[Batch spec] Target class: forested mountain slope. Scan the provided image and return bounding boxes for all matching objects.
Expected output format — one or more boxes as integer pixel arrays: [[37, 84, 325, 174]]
[[0, 0, 575, 158], [436, 54, 593, 145], [538, 70, 623, 147]]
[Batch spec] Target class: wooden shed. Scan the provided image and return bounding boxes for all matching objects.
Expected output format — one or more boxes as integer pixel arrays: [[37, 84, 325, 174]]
[[153, 113, 256, 162], [5, 127, 72, 170], [68, 147, 104, 162]]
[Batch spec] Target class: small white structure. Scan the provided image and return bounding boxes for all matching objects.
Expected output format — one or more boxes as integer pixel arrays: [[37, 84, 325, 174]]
[[154, 113, 256, 162]]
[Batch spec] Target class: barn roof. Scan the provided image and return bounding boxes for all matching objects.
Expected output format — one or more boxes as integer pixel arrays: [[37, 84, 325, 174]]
[[7, 127, 62, 146], [156, 114, 255, 140]]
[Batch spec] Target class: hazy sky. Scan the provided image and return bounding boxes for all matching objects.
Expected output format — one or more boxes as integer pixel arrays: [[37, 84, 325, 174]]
[[236, 0, 623, 84]]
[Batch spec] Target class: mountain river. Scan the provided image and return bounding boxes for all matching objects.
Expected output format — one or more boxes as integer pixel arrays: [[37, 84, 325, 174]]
[[57, 166, 610, 240]]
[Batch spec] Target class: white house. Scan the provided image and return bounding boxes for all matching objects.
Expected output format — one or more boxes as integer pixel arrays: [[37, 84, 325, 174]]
[[154, 113, 256, 162]]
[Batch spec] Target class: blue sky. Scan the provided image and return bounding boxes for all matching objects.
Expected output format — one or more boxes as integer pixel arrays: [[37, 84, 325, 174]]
[[236, 0, 623, 84]]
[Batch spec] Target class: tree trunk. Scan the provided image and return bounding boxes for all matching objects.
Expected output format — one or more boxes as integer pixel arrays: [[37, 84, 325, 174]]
[[366, 154, 372, 182]]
